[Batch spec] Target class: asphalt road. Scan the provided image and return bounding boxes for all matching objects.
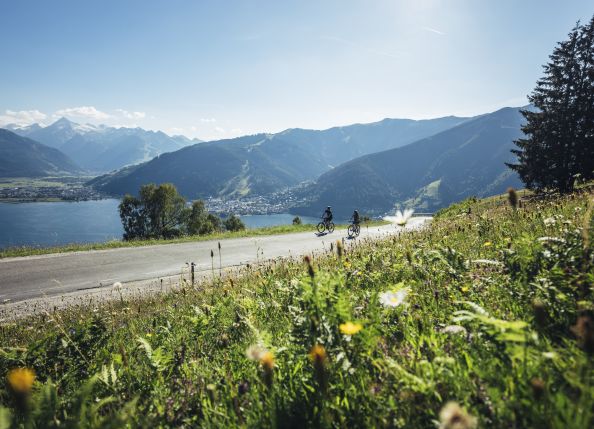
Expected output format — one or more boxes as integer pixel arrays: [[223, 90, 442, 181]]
[[0, 218, 430, 308]]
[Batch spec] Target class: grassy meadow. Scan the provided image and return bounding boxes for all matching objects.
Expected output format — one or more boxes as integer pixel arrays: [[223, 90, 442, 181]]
[[0, 189, 593, 428]]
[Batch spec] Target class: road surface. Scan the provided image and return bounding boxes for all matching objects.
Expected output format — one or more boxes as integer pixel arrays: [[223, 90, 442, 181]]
[[0, 218, 430, 317]]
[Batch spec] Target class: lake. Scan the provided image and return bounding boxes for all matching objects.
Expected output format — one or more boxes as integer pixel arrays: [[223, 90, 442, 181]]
[[0, 200, 321, 249]]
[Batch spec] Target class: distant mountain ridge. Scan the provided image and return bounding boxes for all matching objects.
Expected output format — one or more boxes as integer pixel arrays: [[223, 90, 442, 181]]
[[0, 129, 83, 177], [6, 118, 202, 173], [88, 115, 471, 199], [292, 107, 525, 217]]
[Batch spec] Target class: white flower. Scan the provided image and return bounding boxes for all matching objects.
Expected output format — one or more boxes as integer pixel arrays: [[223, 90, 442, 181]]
[[379, 288, 409, 308], [439, 402, 477, 429], [469, 259, 503, 266], [246, 344, 266, 361], [113, 281, 122, 290], [543, 217, 556, 227], [383, 208, 415, 227], [442, 325, 467, 335]]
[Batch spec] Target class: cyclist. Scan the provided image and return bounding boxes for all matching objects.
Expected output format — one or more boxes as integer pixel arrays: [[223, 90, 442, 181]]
[[351, 209, 360, 226], [322, 206, 333, 225]]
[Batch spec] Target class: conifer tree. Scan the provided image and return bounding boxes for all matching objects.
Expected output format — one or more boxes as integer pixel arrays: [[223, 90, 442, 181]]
[[509, 17, 594, 192]]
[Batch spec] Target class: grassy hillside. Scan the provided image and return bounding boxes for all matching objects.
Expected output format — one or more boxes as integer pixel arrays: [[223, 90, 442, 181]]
[[1, 189, 593, 428]]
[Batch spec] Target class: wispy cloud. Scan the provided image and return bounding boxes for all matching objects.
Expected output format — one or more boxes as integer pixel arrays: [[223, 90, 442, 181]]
[[214, 126, 226, 133], [115, 109, 146, 119], [321, 35, 405, 60], [54, 106, 111, 120], [200, 118, 216, 123], [421, 26, 446, 36], [0, 109, 47, 126]]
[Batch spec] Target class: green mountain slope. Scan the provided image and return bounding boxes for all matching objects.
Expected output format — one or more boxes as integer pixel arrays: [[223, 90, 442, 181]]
[[89, 116, 469, 198], [293, 107, 524, 217], [0, 129, 83, 177]]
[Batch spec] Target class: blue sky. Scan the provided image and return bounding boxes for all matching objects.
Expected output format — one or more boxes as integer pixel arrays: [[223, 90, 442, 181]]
[[0, 0, 592, 140]]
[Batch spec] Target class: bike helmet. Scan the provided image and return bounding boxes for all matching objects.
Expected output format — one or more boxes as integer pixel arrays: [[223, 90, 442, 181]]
[[327, 206, 331, 209]]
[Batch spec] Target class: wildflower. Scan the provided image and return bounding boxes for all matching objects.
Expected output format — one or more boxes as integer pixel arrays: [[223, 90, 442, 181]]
[[470, 259, 503, 266], [339, 321, 363, 335], [246, 344, 266, 361], [388, 208, 415, 227], [379, 289, 409, 308], [309, 344, 327, 367], [336, 240, 343, 258], [507, 187, 518, 209], [571, 315, 594, 354], [543, 217, 556, 227], [530, 378, 546, 400], [438, 401, 477, 429], [112, 281, 122, 290], [309, 344, 328, 389], [483, 241, 492, 247], [442, 325, 467, 335], [304, 255, 315, 278], [7, 368, 35, 394], [260, 351, 275, 388], [532, 299, 547, 328], [260, 351, 275, 370], [461, 286, 470, 293]]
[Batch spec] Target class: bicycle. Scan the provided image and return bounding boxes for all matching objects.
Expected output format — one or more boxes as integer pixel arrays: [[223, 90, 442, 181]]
[[347, 222, 360, 238], [317, 218, 335, 234]]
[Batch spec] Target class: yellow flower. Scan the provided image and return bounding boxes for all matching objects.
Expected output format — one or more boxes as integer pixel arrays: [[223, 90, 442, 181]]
[[308, 344, 327, 366], [260, 351, 275, 371], [461, 286, 470, 293], [483, 241, 492, 247], [7, 368, 35, 394], [339, 321, 363, 335]]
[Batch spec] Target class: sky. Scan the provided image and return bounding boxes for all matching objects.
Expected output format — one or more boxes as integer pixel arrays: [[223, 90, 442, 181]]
[[0, 0, 593, 140]]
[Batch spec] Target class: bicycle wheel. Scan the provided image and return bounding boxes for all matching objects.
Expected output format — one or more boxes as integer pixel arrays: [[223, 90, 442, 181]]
[[355, 224, 360, 236], [347, 225, 355, 237], [317, 222, 326, 233], [328, 222, 335, 233]]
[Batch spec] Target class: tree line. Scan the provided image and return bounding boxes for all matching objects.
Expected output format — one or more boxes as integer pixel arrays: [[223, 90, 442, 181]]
[[510, 16, 594, 192], [118, 183, 245, 240]]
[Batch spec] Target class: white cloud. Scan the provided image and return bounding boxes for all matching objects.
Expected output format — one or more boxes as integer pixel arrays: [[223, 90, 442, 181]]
[[200, 118, 217, 123], [421, 26, 446, 36], [115, 109, 146, 119], [214, 126, 226, 133], [0, 109, 47, 126], [54, 106, 111, 120]]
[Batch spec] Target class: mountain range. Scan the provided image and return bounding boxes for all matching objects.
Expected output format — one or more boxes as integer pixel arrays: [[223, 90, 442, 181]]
[[5, 118, 201, 173], [88, 115, 469, 198], [0, 129, 83, 177], [292, 106, 525, 217]]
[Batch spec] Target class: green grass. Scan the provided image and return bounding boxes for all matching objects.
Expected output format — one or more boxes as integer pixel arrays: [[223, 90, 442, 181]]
[[0, 190, 593, 428], [0, 220, 388, 259]]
